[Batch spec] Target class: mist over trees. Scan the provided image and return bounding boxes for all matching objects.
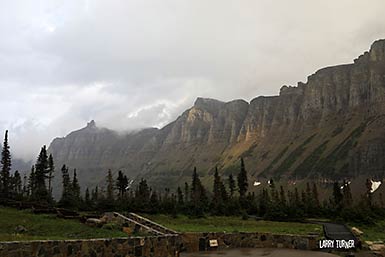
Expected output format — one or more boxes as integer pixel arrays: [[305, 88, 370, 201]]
[[0, 130, 384, 224]]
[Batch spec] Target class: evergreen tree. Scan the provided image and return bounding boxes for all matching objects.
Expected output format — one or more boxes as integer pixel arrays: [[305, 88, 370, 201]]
[[269, 179, 279, 204], [59, 165, 72, 208], [342, 181, 353, 208], [116, 170, 128, 199], [228, 174, 236, 198], [190, 167, 207, 216], [177, 186, 184, 210], [301, 189, 307, 213], [279, 186, 286, 206], [332, 181, 343, 208], [259, 188, 270, 217], [246, 192, 258, 215], [237, 158, 248, 199], [212, 168, 221, 200], [211, 167, 227, 215], [84, 188, 92, 210], [34, 146, 49, 201], [305, 182, 313, 215], [0, 130, 11, 198], [22, 173, 28, 197], [220, 180, 228, 202], [312, 183, 320, 209], [106, 169, 114, 202], [135, 179, 151, 212], [184, 182, 189, 203], [91, 186, 99, 202], [72, 169, 81, 208], [149, 190, 160, 214], [97, 169, 115, 210], [47, 154, 55, 199], [294, 187, 300, 206], [12, 170, 22, 198], [28, 165, 36, 199]]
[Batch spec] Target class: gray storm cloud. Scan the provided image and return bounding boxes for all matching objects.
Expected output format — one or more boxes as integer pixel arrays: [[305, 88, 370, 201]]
[[0, 0, 384, 161]]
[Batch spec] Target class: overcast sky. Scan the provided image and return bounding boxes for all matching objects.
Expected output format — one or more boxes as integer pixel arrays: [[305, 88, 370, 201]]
[[0, 0, 384, 161]]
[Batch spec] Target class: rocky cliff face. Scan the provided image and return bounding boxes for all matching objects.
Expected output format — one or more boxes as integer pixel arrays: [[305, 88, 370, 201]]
[[48, 40, 385, 192]]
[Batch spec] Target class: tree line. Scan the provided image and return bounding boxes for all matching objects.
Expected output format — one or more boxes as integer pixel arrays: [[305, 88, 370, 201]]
[[1, 130, 384, 223]]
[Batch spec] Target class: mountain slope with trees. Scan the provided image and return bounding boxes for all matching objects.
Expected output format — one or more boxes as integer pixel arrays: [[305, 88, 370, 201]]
[[46, 39, 385, 197]]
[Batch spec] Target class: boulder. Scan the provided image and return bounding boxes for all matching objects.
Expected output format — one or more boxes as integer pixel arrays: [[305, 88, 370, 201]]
[[14, 225, 27, 233], [351, 227, 364, 236], [86, 218, 103, 227]]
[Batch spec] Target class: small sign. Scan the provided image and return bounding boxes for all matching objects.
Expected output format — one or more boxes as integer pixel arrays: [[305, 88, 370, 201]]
[[209, 240, 218, 247]]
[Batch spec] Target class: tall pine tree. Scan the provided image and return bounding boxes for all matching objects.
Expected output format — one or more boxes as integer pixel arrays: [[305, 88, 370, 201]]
[[106, 169, 114, 202], [237, 158, 248, 210], [72, 169, 81, 208], [332, 182, 343, 206], [12, 170, 22, 198], [59, 165, 72, 208], [237, 158, 248, 198], [47, 154, 55, 199], [228, 174, 236, 198], [28, 165, 36, 199], [34, 146, 49, 201], [116, 170, 128, 199], [0, 130, 11, 198], [190, 167, 207, 216], [212, 167, 226, 215]]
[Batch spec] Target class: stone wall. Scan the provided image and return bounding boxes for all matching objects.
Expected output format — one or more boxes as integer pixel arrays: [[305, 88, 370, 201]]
[[0, 232, 319, 256], [180, 232, 318, 252], [0, 235, 181, 257]]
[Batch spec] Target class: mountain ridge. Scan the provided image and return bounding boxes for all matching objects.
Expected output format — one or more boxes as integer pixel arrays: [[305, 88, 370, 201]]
[[48, 39, 385, 194]]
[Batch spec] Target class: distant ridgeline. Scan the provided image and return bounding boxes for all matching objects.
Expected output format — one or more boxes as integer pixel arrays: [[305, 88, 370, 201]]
[[47, 39, 385, 195], [1, 40, 385, 223]]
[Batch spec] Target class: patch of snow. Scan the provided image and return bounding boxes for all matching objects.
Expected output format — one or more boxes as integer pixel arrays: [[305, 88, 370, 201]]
[[125, 179, 135, 190], [340, 181, 351, 189], [370, 180, 382, 193], [254, 181, 261, 186]]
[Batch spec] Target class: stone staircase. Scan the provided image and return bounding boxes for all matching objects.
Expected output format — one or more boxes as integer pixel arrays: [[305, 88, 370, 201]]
[[111, 212, 178, 236], [126, 212, 178, 235], [111, 212, 163, 235]]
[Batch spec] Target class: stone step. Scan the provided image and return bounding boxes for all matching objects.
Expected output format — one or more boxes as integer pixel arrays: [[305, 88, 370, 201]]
[[112, 212, 164, 235], [127, 212, 178, 235]]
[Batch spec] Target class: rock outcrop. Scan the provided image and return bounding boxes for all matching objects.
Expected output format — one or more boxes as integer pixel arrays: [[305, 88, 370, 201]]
[[48, 40, 385, 193]]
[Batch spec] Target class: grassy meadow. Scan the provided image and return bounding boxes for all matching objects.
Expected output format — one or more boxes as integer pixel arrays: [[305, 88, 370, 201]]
[[145, 214, 322, 235], [0, 207, 127, 241]]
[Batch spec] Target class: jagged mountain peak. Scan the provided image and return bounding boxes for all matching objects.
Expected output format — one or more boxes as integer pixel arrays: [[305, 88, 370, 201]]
[[86, 120, 96, 128], [193, 97, 225, 110], [48, 39, 385, 195], [371, 38, 385, 50]]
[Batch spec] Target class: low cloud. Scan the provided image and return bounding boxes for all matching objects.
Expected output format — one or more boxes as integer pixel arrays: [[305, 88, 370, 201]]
[[0, 0, 384, 161]]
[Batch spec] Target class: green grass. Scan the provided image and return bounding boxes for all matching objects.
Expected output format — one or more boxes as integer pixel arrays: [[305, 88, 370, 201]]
[[145, 214, 322, 235], [0, 207, 127, 241], [349, 220, 385, 242]]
